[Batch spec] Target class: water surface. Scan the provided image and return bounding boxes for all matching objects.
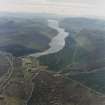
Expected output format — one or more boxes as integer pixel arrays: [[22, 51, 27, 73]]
[[30, 20, 69, 58]]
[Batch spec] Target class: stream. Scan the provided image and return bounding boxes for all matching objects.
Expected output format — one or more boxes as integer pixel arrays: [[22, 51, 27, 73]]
[[30, 20, 69, 58]]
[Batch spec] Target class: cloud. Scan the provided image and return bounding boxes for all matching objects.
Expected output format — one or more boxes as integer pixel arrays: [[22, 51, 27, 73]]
[[0, 0, 47, 4], [0, 0, 105, 19]]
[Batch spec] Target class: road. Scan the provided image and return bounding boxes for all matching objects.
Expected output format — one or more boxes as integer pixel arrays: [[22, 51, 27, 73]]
[[0, 54, 14, 93]]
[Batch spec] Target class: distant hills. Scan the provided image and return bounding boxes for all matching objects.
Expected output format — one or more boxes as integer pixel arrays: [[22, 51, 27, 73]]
[[0, 16, 57, 56]]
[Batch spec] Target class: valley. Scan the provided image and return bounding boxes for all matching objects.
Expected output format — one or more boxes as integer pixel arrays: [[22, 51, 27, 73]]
[[38, 17, 105, 95], [0, 14, 105, 105]]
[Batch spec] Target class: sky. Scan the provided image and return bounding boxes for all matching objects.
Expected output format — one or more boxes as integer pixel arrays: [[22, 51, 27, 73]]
[[0, 0, 105, 19]]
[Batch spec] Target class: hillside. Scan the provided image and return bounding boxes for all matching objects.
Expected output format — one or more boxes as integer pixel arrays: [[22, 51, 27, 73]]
[[39, 18, 105, 70], [0, 56, 105, 105], [0, 16, 58, 56], [27, 70, 105, 105], [38, 18, 105, 94]]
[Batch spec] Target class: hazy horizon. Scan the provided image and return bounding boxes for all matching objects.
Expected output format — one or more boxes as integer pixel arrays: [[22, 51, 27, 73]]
[[0, 0, 105, 19]]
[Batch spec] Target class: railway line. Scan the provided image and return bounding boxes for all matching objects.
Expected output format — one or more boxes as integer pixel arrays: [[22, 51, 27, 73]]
[[0, 54, 14, 93]]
